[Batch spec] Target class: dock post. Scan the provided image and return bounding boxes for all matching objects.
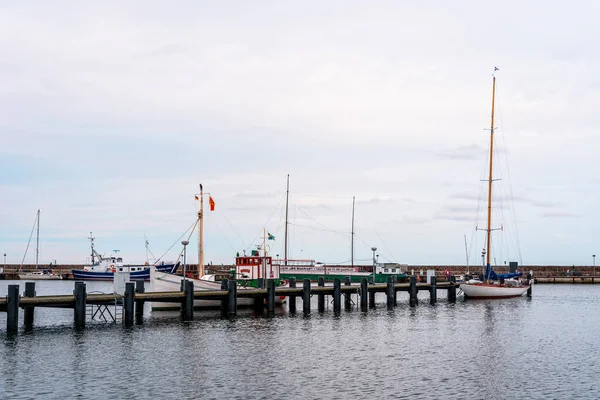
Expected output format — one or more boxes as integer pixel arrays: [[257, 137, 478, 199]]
[[527, 283, 532, 297], [257, 278, 265, 289], [317, 277, 325, 313], [7, 284, 19, 332], [221, 280, 229, 316], [267, 279, 275, 313], [74, 282, 86, 328], [430, 276, 437, 305], [360, 278, 368, 311], [228, 279, 237, 315], [124, 282, 135, 327], [23, 282, 36, 329], [448, 276, 457, 303], [409, 276, 418, 307], [135, 280, 145, 324], [344, 276, 351, 310], [289, 277, 297, 314], [386, 276, 394, 308], [302, 279, 311, 316], [392, 275, 398, 304], [333, 278, 341, 313], [183, 280, 194, 320], [369, 282, 376, 308]]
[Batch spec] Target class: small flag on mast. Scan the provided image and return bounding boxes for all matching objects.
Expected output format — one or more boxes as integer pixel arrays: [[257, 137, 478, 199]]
[[268, 232, 275, 240], [494, 66, 499, 71], [194, 195, 199, 201], [209, 196, 215, 211]]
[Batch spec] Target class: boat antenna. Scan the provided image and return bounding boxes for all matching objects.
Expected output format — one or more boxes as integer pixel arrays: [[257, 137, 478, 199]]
[[284, 174, 289, 266], [35, 209, 40, 270], [351, 196, 355, 268]]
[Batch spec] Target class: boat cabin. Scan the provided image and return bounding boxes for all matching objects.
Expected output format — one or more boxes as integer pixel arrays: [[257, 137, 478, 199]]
[[235, 252, 280, 281]]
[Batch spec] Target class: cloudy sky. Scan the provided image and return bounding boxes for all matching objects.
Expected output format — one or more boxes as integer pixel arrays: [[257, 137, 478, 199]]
[[1, 1, 598, 267]]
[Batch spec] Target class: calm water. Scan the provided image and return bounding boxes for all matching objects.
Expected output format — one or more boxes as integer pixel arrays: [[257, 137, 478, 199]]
[[1, 281, 599, 399]]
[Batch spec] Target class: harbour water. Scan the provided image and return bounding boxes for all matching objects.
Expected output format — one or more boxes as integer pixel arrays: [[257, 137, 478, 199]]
[[1, 281, 599, 399]]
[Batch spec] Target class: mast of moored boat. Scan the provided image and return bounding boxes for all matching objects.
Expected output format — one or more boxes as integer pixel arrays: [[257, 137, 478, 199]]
[[485, 71, 497, 278], [88, 232, 95, 265], [198, 184, 205, 278], [351, 196, 355, 268], [284, 174, 289, 266], [35, 209, 40, 270], [464, 234, 469, 274]]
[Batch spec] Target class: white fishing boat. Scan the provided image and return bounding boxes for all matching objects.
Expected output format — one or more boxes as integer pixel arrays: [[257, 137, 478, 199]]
[[151, 184, 285, 310], [459, 69, 530, 299]]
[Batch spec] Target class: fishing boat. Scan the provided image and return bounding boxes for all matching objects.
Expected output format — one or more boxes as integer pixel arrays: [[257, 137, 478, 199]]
[[72, 233, 179, 281], [459, 69, 530, 299], [18, 210, 62, 280], [151, 184, 286, 310]]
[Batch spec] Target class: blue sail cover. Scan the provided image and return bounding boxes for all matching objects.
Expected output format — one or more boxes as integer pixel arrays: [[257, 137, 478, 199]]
[[485, 264, 523, 280]]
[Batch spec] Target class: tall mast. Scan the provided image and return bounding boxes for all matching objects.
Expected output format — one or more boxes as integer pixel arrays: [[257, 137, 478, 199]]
[[35, 209, 40, 269], [198, 184, 205, 278], [464, 234, 469, 273], [88, 232, 95, 264], [485, 74, 497, 268], [351, 196, 355, 268], [284, 174, 289, 265]]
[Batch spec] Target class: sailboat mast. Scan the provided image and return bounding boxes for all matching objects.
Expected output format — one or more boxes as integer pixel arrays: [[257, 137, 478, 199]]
[[35, 209, 40, 269], [485, 75, 497, 268], [351, 196, 355, 268], [284, 174, 289, 265], [464, 234, 469, 272], [198, 184, 205, 278]]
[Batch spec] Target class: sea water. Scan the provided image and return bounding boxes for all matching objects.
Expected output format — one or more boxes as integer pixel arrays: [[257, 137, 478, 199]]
[[1, 281, 599, 399]]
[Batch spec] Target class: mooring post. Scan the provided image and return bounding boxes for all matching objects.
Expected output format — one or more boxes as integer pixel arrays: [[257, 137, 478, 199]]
[[448, 276, 457, 303], [221, 280, 229, 316], [369, 281, 376, 308], [392, 275, 398, 304], [333, 278, 341, 313], [527, 281, 532, 297], [409, 275, 418, 307], [124, 282, 135, 327], [135, 280, 145, 323], [74, 281, 87, 328], [344, 276, 351, 310], [257, 278, 265, 289], [228, 279, 237, 315], [289, 277, 297, 314], [184, 280, 194, 320], [267, 279, 275, 313], [7, 284, 19, 332], [317, 277, 325, 313], [430, 276, 437, 305], [386, 276, 394, 308], [302, 279, 311, 316], [23, 282, 36, 329], [360, 277, 368, 311]]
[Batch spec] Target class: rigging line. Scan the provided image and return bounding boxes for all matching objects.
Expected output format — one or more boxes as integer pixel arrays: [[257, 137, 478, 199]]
[[296, 206, 345, 233], [20, 212, 39, 268], [219, 211, 248, 251], [155, 219, 198, 264], [353, 233, 373, 250], [244, 196, 285, 254], [289, 222, 350, 236], [213, 220, 238, 254], [374, 229, 398, 264]]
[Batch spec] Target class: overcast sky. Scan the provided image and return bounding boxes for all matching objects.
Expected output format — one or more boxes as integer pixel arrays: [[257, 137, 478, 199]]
[[1, 1, 598, 267]]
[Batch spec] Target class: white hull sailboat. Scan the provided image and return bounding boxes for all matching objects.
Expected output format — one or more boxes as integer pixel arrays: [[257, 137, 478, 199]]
[[151, 184, 285, 310], [18, 210, 63, 280], [459, 69, 530, 299]]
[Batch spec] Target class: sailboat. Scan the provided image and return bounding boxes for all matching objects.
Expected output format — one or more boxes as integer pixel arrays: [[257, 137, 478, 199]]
[[459, 69, 530, 299], [19, 210, 62, 280], [150, 184, 286, 310]]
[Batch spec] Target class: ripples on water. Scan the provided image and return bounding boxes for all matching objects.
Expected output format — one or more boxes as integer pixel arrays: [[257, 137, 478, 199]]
[[1, 282, 600, 399]]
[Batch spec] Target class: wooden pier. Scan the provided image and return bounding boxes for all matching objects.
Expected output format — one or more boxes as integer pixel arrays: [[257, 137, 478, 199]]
[[1, 276, 460, 332]]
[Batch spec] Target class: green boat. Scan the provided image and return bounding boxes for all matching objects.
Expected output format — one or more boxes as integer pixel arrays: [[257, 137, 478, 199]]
[[279, 262, 408, 283]]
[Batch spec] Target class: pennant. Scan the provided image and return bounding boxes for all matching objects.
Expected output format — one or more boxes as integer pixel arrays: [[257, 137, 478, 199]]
[[194, 195, 199, 201], [268, 232, 275, 240], [209, 196, 215, 211]]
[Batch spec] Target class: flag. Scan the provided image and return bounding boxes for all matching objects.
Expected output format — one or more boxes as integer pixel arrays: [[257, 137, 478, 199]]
[[494, 66, 499, 71], [209, 196, 215, 211], [268, 232, 275, 240], [194, 195, 199, 201]]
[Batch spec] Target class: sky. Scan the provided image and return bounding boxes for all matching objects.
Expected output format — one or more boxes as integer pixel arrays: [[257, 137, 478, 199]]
[[1, 1, 599, 267]]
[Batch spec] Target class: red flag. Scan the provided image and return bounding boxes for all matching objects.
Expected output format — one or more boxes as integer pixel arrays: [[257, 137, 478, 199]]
[[209, 196, 215, 211]]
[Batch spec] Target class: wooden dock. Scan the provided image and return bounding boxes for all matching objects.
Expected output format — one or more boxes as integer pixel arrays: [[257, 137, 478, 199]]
[[1, 276, 460, 332]]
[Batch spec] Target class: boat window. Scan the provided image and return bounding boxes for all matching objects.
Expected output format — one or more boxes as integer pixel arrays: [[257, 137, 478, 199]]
[[392, 269, 396, 273], [384, 269, 389, 273], [119, 268, 123, 271]]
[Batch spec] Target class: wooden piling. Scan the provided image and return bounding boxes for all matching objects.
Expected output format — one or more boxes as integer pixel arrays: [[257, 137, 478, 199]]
[[24, 282, 35, 329], [317, 277, 325, 313], [392, 275, 398, 304], [267, 279, 275, 313], [257, 278, 265, 289], [333, 278, 341, 313], [228, 279, 237, 315], [183, 280, 194, 320], [430, 276, 437, 305], [124, 282, 135, 327], [527, 283, 532, 297], [135, 280, 145, 324], [302, 279, 311, 315], [360, 277, 368, 311], [7, 284, 19, 332], [221, 280, 229, 316], [386, 276, 394, 308], [74, 282, 86, 328], [344, 276, 351, 310], [409, 276, 418, 307], [289, 277, 297, 314], [369, 282, 376, 308], [448, 276, 456, 303]]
